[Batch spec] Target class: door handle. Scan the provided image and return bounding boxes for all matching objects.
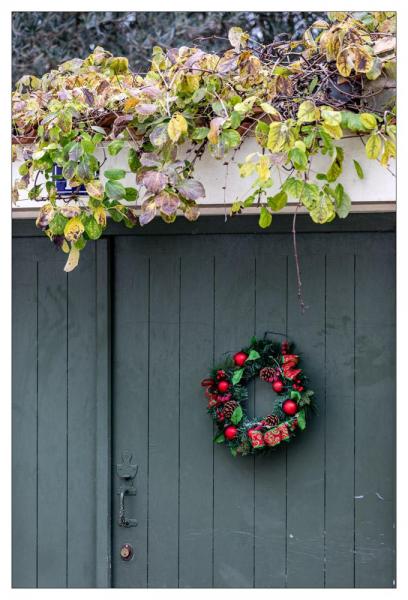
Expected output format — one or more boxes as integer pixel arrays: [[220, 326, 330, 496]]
[[117, 451, 138, 528], [118, 485, 138, 528]]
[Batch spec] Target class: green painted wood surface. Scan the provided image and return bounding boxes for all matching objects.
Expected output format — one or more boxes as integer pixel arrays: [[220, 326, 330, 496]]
[[13, 217, 395, 588], [111, 229, 395, 589], [12, 239, 111, 588]]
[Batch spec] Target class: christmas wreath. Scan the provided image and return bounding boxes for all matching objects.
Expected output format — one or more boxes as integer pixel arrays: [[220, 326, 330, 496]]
[[201, 335, 315, 456]]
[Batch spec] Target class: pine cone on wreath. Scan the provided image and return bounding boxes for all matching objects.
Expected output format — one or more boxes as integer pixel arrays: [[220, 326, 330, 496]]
[[223, 400, 239, 418], [263, 414, 279, 427], [260, 366, 277, 383]]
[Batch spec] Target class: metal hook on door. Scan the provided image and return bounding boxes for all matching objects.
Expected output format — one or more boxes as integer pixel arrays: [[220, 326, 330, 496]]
[[117, 451, 138, 528]]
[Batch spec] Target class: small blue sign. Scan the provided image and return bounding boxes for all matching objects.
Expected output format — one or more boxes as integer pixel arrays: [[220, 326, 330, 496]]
[[53, 165, 88, 197]]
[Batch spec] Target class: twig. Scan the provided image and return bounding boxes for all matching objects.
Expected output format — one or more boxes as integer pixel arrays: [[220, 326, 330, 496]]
[[292, 205, 307, 314]]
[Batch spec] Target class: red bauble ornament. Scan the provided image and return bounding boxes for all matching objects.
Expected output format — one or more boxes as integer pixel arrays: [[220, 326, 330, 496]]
[[272, 380, 284, 393], [224, 425, 238, 440], [233, 352, 248, 367], [217, 380, 230, 393], [282, 399, 298, 416]]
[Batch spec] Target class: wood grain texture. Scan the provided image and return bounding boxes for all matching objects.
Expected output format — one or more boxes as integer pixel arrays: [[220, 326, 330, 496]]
[[12, 253, 38, 588], [179, 255, 214, 587], [95, 240, 112, 588], [213, 250, 256, 588], [354, 248, 396, 588], [12, 239, 110, 588], [148, 253, 181, 587], [325, 253, 355, 587], [37, 257, 68, 587], [254, 254, 288, 588], [67, 246, 97, 587], [111, 237, 150, 588], [286, 250, 326, 588]]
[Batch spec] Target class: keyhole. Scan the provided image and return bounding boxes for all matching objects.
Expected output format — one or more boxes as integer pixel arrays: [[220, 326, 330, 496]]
[[120, 543, 133, 561]]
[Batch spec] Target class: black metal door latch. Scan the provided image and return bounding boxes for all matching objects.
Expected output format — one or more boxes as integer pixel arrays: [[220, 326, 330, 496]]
[[116, 451, 138, 528]]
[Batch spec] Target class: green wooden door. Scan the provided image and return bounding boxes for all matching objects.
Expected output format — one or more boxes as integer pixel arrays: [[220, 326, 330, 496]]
[[110, 224, 395, 588], [12, 216, 396, 588]]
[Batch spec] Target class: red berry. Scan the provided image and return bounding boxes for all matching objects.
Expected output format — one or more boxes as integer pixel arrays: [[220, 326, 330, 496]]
[[216, 370, 226, 380], [201, 378, 215, 387], [224, 425, 238, 440], [272, 380, 284, 393], [233, 352, 248, 367], [217, 380, 230, 393], [282, 399, 298, 416], [297, 386, 304, 392]]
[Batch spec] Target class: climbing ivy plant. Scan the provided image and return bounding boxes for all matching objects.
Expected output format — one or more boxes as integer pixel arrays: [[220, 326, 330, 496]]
[[12, 11, 396, 271]]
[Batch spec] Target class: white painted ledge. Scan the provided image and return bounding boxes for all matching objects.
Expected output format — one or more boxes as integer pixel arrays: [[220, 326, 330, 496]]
[[12, 136, 395, 218]]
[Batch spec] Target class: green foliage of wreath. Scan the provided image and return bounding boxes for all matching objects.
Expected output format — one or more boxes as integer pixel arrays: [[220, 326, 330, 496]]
[[11, 11, 396, 272], [202, 336, 315, 456]]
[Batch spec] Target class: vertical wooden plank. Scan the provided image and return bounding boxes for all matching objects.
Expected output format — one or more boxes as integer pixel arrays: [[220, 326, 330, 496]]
[[12, 253, 38, 587], [254, 254, 288, 588], [213, 249, 255, 588], [325, 252, 355, 587], [148, 253, 180, 587], [286, 246, 325, 588], [179, 254, 214, 588], [66, 246, 96, 587], [37, 259, 68, 587], [112, 238, 149, 588], [355, 244, 396, 588], [95, 239, 112, 588]]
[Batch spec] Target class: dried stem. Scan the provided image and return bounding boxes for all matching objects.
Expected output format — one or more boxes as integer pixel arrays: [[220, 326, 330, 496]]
[[292, 205, 307, 314]]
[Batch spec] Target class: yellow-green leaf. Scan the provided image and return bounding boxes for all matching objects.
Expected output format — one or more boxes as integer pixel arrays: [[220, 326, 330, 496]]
[[85, 180, 104, 200], [267, 122, 295, 152], [64, 216, 85, 242], [267, 122, 284, 152], [259, 206, 272, 228], [322, 122, 343, 140], [297, 100, 317, 123], [365, 133, 382, 159], [107, 56, 129, 74], [321, 108, 342, 126], [353, 159, 364, 179], [360, 113, 377, 130], [167, 113, 188, 142], [380, 139, 396, 166], [259, 102, 280, 117], [336, 49, 352, 77], [256, 155, 270, 183], [353, 46, 374, 74], [310, 196, 336, 224], [94, 206, 107, 227], [230, 201, 243, 214], [267, 191, 288, 211], [327, 11, 348, 22], [184, 74, 200, 93], [64, 244, 80, 272], [239, 162, 256, 178], [228, 26, 249, 51]]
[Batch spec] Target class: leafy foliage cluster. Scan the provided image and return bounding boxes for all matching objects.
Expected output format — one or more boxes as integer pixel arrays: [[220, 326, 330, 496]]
[[12, 11, 396, 271]]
